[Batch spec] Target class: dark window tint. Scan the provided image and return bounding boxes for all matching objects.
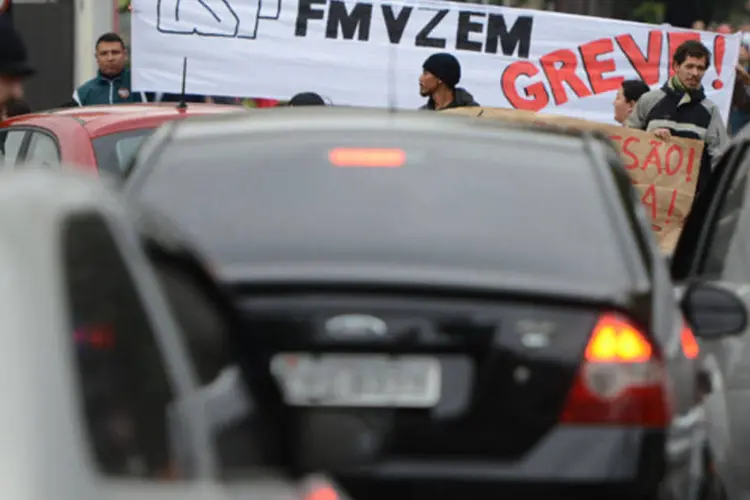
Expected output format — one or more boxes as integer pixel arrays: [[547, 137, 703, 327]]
[[671, 144, 747, 280], [152, 262, 229, 385], [134, 130, 634, 287], [701, 150, 750, 281], [93, 128, 154, 176], [63, 212, 177, 479]]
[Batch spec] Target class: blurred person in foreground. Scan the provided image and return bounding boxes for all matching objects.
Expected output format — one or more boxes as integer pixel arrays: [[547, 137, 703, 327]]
[[0, 16, 33, 113], [614, 79, 650, 125], [72, 32, 146, 106], [0, 16, 33, 160], [419, 52, 479, 110], [627, 40, 728, 196], [2, 97, 30, 120]]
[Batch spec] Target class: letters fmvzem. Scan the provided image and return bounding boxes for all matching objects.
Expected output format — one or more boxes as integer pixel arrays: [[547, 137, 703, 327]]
[[132, 0, 739, 123]]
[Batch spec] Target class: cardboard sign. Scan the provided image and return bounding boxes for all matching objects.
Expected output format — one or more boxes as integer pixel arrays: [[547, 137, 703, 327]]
[[444, 107, 704, 253]]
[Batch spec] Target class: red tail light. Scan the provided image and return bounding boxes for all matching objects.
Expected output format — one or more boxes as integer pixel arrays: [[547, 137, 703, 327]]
[[300, 476, 343, 500], [304, 486, 338, 500], [561, 313, 671, 426], [681, 321, 699, 359]]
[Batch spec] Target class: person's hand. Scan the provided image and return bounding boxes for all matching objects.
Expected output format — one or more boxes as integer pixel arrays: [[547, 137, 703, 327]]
[[653, 128, 672, 141]]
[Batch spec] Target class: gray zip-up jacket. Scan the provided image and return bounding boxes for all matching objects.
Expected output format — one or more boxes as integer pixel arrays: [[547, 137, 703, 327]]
[[626, 81, 729, 193]]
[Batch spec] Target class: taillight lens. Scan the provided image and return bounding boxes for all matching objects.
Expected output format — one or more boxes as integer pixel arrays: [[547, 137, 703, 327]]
[[300, 476, 344, 500], [305, 486, 338, 500], [681, 321, 699, 359], [561, 313, 671, 426]]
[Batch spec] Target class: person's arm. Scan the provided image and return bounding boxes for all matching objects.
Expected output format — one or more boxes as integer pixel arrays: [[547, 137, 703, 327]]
[[706, 105, 730, 170], [626, 97, 649, 129]]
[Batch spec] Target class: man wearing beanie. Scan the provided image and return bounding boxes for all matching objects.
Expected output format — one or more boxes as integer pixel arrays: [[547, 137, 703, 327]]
[[419, 52, 478, 110]]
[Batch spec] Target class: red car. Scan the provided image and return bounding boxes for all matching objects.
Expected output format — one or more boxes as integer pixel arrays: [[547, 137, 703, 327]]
[[0, 103, 241, 176]]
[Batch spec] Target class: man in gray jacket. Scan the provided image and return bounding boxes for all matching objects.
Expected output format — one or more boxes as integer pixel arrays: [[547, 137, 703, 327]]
[[627, 40, 728, 195]]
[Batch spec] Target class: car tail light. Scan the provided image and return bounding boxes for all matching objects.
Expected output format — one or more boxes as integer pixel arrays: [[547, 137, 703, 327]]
[[299, 475, 347, 500], [681, 321, 699, 359], [560, 313, 671, 426], [304, 485, 339, 500]]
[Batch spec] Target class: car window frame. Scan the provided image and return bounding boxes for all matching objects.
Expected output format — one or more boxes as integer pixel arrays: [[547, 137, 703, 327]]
[[694, 142, 750, 279], [0, 127, 32, 168], [671, 142, 750, 281], [60, 207, 219, 480], [91, 128, 158, 178], [594, 137, 654, 275]]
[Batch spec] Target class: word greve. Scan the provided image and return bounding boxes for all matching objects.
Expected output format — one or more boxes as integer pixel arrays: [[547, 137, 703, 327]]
[[503, 30, 728, 110]]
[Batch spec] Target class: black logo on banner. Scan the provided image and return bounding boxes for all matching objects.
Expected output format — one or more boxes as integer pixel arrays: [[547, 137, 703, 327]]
[[157, 0, 281, 39], [156, 0, 533, 58]]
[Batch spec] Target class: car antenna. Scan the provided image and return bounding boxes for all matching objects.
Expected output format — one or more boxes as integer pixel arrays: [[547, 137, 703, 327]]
[[176, 57, 188, 111], [387, 44, 397, 113]]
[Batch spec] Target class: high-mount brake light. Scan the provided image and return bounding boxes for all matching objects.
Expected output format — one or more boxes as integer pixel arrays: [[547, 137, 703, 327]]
[[328, 148, 406, 168], [561, 313, 671, 426]]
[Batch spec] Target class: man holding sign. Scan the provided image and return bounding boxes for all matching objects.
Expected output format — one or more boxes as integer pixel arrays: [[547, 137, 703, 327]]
[[627, 41, 729, 196]]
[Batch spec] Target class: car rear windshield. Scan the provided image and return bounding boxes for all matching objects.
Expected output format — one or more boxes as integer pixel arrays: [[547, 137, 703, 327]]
[[92, 128, 155, 177], [134, 130, 632, 287]]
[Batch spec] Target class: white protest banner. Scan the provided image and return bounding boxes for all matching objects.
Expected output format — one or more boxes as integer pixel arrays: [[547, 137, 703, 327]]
[[131, 0, 740, 124]]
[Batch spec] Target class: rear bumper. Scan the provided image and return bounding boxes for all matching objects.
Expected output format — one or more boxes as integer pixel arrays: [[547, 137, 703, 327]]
[[338, 426, 664, 482], [330, 426, 682, 500]]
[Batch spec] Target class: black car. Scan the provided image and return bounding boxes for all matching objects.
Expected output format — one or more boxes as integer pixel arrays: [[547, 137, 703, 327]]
[[122, 107, 746, 500]]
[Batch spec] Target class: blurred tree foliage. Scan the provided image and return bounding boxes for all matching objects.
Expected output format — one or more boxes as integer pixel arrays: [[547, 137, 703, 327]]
[[632, 1, 665, 23]]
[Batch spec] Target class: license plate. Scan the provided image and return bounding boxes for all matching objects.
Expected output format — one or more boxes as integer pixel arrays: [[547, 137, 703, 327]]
[[270, 353, 441, 408]]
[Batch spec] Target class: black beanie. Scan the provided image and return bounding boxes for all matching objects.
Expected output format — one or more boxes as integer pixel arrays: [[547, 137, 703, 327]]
[[288, 92, 326, 106], [422, 53, 461, 89], [0, 16, 34, 78]]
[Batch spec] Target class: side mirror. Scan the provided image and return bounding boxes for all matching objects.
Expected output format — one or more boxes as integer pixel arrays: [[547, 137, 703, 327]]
[[681, 281, 748, 339]]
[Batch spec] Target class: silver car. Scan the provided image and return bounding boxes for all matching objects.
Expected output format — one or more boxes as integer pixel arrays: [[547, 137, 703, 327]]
[[0, 168, 332, 500]]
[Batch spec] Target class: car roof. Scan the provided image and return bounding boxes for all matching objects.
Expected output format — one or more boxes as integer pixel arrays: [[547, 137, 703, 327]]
[[167, 106, 598, 145], [5, 103, 243, 137]]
